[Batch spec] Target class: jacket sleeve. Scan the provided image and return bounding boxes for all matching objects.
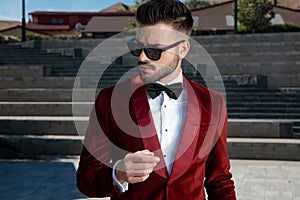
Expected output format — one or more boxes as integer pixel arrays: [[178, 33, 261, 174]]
[[204, 94, 236, 200], [76, 89, 123, 198]]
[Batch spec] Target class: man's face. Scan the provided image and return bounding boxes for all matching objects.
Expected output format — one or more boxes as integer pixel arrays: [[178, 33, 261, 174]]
[[135, 23, 183, 84]]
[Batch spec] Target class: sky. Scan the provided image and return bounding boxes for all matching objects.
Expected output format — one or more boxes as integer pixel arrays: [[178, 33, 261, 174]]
[[0, 0, 137, 21]]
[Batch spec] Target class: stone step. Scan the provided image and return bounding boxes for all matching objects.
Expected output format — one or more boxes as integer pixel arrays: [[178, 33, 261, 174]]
[[267, 74, 300, 88], [0, 116, 87, 135], [217, 61, 300, 75], [227, 119, 296, 138], [227, 97, 300, 102], [0, 134, 83, 156], [227, 138, 300, 160], [293, 126, 300, 134], [0, 88, 298, 102], [20, 33, 300, 49], [0, 87, 298, 102], [0, 66, 44, 78], [193, 32, 300, 44], [228, 107, 300, 113], [203, 41, 300, 53], [0, 88, 96, 101], [0, 54, 76, 60], [2, 102, 300, 116], [0, 117, 297, 138], [1, 135, 299, 160], [210, 51, 300, 63], [227, 102, 300, 108], [0, 59, 81, 66], [0, 77, 79, 89], [226, 93, 300, 98], [229, 113, 300, 120], [0, 102, 92, 116]]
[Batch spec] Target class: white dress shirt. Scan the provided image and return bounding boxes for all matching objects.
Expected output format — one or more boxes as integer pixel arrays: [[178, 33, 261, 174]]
[[112, 71, 188, 192]]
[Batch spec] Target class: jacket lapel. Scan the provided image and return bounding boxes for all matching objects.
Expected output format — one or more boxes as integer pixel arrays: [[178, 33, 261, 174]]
[[169, 77, 202, 180], [130, 75, 168, 179], [169, 75, 216, 180]]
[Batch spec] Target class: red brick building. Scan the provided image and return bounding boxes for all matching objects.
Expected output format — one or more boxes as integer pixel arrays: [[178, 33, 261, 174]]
[[26, 2, 134, 38], [1, 1, 299, 39]]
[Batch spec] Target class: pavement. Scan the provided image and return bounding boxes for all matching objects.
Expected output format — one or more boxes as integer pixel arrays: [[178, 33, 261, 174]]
[[0, 156, 299, 200]]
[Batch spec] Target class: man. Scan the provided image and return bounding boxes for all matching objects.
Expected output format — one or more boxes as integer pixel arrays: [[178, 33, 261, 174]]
[[77, 0, 236, 199]]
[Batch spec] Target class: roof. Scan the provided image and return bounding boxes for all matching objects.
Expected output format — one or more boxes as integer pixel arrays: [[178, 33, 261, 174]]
[[100, 2, 133, 12], [0, 20, 21, 31], [276, 0, 300, 10], [190, 0, 300, 30], [273, 6, 300, 25], [29, 11, 100, 16], [83, 16, 135, 33], [190, 0, 234, 12], [29, 11, 134, 17]]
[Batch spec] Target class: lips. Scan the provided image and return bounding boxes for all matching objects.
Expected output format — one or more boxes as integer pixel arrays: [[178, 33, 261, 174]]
[[139, 65, 154, 72]]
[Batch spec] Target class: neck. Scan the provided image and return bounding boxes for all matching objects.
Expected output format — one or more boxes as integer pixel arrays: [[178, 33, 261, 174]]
[[158, 62, 182, 84]]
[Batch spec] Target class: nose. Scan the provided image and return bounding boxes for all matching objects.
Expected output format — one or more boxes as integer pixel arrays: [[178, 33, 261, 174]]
[[138, 49, 150, 63]]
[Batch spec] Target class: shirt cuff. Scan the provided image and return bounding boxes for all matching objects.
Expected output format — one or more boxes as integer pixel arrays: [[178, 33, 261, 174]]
[[112, 160, 129, 192]]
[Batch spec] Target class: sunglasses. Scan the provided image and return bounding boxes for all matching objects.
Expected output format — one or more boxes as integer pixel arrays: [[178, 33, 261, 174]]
[[127, 40, 185, 61]]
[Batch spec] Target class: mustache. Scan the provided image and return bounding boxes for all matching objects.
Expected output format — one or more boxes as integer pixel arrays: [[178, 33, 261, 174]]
[[137, 62, 156, 69]]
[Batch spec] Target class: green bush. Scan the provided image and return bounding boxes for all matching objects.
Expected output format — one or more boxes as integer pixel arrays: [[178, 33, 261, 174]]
[[27, 33, 49, 41], [0, 34, 4, 44], [57, 35, 69, 40], [238, 23, 300, 33], [191, 28, 227, 36], [268, 23, 300, 32]]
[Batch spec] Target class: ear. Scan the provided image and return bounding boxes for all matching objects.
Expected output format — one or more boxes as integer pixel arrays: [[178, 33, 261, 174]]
[[179, 41, 190, 59]]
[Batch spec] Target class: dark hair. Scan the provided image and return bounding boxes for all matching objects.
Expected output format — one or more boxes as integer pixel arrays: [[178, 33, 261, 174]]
[[136, 0, 194, 35]]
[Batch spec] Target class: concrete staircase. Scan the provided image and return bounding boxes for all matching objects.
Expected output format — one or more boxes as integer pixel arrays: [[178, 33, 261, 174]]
[[0, 32, 300, 160]]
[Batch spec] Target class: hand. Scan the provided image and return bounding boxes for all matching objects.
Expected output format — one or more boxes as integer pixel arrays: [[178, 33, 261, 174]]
[[115, 150, 160, 184]]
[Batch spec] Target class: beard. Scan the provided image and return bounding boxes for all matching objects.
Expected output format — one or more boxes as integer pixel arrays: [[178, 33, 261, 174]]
[[138, 55, 179, 84]]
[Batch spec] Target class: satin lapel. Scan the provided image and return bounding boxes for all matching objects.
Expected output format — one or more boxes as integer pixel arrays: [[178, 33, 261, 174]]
[[130, 75, 168, 179], [169, 77, 202, 180]]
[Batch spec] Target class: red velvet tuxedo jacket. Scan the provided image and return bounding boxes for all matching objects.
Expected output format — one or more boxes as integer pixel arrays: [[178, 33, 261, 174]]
[[76, 74, 236, 200]]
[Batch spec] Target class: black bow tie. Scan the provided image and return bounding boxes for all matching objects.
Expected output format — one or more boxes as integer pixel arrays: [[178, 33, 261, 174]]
[[146, 83, 183, 100]]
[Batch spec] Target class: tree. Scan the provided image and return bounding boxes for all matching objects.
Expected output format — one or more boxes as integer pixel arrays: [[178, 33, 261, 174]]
[[126, 0, 148, 29], [185, 0, 210, 10], [238, 0, 275, 33]]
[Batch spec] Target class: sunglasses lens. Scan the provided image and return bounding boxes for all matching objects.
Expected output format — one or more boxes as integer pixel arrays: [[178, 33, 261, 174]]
[[130, 49, 142, 56], [144, 48, 162, 61], [127, 41, 163, 60]]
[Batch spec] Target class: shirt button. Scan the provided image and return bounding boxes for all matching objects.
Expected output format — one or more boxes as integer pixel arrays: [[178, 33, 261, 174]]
[[164, 105, 167, 108], [165, 129, 168, 132], [164, 155, 166, 157]]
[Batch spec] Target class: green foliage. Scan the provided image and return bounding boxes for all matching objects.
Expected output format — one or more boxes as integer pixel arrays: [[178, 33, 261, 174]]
[[238, 0, 275, 33], [0, 34, 21, 44], [134, 0, 148, 12], [270, 23, 300, 32], [238, 23, 300, 34], [191, 28, 227, 36], [26, 33, 49, 41], [126, 0, 148, 30], [0, 34, 4, 43], [185, 0, 210, 10]]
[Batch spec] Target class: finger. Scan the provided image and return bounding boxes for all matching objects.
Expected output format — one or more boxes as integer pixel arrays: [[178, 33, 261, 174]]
[[127, 174, 150, 184], [136, 149, 154, 156], [128, 168, 154, 177], [129, 162, 157, 170], [128, 154, 160, 163]]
